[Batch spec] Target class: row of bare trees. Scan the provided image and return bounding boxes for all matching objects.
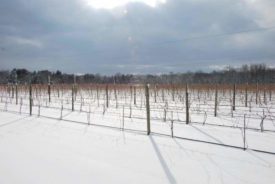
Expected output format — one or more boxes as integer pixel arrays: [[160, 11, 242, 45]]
[[1, 64, 275, 84]]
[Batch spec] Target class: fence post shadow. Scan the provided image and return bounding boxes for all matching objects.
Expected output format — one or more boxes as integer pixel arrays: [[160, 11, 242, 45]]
[[0, 116, 29, 128], [149, 136, 177, 184]]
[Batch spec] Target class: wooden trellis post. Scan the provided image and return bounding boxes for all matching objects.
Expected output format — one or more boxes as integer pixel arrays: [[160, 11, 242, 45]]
[[48, 75, 51, 103], [171, 111, 174, 138], [233, 84, 236, 111], [145, 84, 151, 135], [269, 84, 272, 101], [122, 105, 125, 130], [96, 85, 99, 107], [264, 87, 266, 104], [106, 84, 109, 108], [162, 88, 164, 102], [115, 85, 118, 108], [256, 83, 258, 104], [214, 85, 218, 117], [185, 84, 189, 124], [73, 75, 77, 101], [245, 83, 248, 107], [29, 83, 32, 116], [130, 85, 133, 103], [134, 86, 136, 105], [154, 85, 157, 103], [15, 73, 18, 105], [11, 80, 15, 99], [172, 85, 175, 101], [72, 84, 74, 111], [243, 114, 246, 150]]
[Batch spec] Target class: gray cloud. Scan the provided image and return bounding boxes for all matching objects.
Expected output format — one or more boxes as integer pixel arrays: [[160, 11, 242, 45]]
[[0, 0, 275, 74]]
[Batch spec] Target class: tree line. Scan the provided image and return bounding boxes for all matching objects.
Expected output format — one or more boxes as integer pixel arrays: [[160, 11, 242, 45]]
[[0, 64, 274, 84]]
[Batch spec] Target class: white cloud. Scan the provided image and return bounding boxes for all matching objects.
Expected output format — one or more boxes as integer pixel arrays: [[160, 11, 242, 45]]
[[244, 0, 275, 27], [6, 36, 43, 48], [83, 0, 166, 9], [209, 64, 229, 71]]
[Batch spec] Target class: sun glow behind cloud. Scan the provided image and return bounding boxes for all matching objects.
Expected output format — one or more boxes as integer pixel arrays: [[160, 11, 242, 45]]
[[84, 0, 166, 9]]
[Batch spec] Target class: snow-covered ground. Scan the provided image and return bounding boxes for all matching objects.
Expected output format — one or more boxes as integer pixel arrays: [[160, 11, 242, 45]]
[[1, 111, 275, 184]]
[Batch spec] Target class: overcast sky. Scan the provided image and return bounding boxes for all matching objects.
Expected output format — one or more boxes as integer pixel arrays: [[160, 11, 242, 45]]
[[0, 0, 275, 74]]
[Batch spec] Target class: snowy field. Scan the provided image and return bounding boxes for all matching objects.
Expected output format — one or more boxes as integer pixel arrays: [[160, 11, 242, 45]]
[[1, 111, 275, 184], [0, 84, 275, 183]]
